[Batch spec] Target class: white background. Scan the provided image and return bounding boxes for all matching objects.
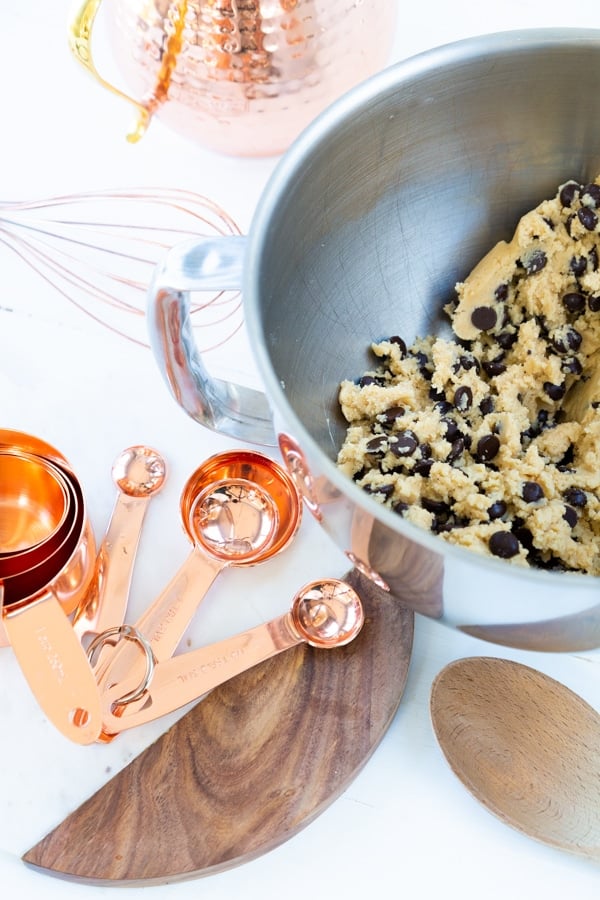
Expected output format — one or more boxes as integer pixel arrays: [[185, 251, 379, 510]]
[[2, 2, 600, 898]]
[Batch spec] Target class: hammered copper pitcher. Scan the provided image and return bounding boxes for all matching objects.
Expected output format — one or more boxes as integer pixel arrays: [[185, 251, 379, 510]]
[[69, 0, 398, 156]]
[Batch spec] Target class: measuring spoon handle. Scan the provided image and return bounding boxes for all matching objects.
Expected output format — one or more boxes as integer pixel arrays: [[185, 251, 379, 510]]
[[100, 612, 301, 734], [94, 547, 224, 694], [73, 493, 150, 640]]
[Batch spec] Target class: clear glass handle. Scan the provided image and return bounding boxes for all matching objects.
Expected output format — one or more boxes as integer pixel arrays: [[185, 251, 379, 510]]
[[147, 236, 276, 446]]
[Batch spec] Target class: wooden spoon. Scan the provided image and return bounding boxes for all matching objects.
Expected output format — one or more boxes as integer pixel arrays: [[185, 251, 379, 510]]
[[430, 656, 600, 861], [23, 568, 413, 885]]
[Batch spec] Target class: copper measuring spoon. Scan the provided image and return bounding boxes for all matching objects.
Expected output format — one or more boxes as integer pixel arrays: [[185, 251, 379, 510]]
[[92, 450, 301, 707], [430, 657, 600, 862], [99, 578, 364, 734], [73, 445, 167, 643]]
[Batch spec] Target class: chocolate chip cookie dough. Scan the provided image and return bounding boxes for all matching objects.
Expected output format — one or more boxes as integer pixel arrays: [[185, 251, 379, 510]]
[[337, 179, 600, 573]]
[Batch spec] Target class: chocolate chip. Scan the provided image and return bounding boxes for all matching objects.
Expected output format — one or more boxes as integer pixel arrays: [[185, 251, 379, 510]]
[[559, 180, 580, 207], [435, 400, 454, 415], [494, 283, 509, 301], [543, 381, 566, 401], [454, 385, 473, 411], [475, 434, 500, 462], [551, 327, 582, 354], [363, 482, 394, 499], [496, 331, 518, 351], [359, 375, 378, 387], [558, 445, 575, 468], [389, 335, 407, 356], [434, 514, 468, 534], [512, 520, 534, 551], [522, 481, 544, 503], [482, 355, 506, 377], [562, 291, 586, 313], [489, 531, 520, 559], [429, 386, 446, 402], [569, 256, 587, 277], [563, 505, 578, 528], [442, 417, 460, 441], [578, 206, 598, 231], [479, 396, 494, 415], [590, 247, 599, 270], [446, 437, 465, 463], [393, 501, 409, 515], [589, 295, 600, 312], [561, 357, 583, 376], [422, 497, 449, 515], [458, 354, 480, 372], [365, 436, 388, 457], [471, 306, 497, 331], [378, 405, 405, 427], [525, 249, 547, 274], [389, 429, 418, 457], [581, 183, 600, 208], [414, 458, 433, 477], [488, 500, 507, 520], [419, 442, 432, 459], [563, 487, 587, 507]]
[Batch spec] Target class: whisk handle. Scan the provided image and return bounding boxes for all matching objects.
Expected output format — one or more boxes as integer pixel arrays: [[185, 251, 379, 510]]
[[147, 236, 277, 446]]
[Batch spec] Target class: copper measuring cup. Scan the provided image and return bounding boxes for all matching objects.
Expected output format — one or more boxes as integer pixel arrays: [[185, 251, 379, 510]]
[[92, 450, 302, 721], [0, 452, 71, 574], [0, 455, 78, 594], [0, 452, 70, 559], [99, 578, 365, 735], [0, 435, 102, 743]]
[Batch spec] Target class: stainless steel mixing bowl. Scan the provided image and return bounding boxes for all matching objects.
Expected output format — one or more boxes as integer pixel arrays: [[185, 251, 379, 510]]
[[149, 29, 600, 651]]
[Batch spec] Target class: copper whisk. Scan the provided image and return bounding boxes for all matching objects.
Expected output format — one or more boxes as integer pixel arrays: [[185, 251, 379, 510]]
[[0, 187, 243, 349]]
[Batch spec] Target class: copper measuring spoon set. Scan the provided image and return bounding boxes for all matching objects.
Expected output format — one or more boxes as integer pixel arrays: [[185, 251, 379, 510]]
[[1, 431, 365, 745]]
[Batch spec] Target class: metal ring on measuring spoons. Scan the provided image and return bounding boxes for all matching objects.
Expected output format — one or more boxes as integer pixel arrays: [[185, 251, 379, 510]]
[[87, 624, 156, 706]]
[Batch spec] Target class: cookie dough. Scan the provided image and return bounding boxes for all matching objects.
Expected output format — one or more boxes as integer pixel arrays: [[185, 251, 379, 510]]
[[337, 178, 600, 573]]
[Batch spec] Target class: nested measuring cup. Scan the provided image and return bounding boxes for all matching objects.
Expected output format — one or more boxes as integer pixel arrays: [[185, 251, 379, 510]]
[[0, 436, 102, 743], [0, 451, 70, 560], [0, 452, 74, 582]]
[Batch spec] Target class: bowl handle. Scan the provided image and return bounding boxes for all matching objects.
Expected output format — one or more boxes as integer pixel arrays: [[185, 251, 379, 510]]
[[147, 236, 277, 447]]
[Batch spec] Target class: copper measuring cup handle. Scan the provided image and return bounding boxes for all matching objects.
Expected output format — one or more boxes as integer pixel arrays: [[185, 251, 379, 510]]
[[147, 236, 276, 446], [2, 587, 102, 744]]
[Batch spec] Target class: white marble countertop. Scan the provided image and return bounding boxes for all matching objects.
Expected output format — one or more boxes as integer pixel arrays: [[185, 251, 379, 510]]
[[2, 2, 600, 897]]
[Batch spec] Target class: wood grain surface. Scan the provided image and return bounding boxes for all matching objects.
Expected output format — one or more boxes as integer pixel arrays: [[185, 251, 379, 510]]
[[23, 569, 414, 885], [430, 656, 600, 861]]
